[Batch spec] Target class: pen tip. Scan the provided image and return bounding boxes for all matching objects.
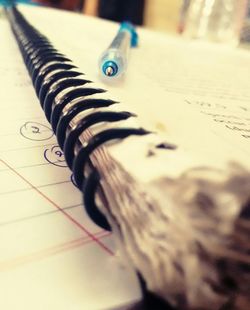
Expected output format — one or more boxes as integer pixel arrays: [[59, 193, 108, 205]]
[[105, 66, 114, 76]]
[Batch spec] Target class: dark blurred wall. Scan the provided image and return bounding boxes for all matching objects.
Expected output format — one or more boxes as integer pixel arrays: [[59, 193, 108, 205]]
[[98, 0, 145, 25], [36, 0, 83, 11]]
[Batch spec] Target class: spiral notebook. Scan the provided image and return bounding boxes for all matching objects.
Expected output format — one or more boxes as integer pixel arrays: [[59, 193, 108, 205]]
[[1, 4, 250, 310], [0, 7, 142, 310]]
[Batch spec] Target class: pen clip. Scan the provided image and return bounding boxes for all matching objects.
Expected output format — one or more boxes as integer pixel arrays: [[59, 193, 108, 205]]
[[120, 21, 138, 47]]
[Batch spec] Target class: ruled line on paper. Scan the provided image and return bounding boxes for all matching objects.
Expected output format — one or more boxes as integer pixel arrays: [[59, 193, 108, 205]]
[[0, 115, 46, 123], [0, 162, 55, 173], [0, 169, 32, 194], [1, 157, 70, 172], [0, 159, 114, 256], [0, 127, 57, 153], [0, 140, 57, 153], [0, 231, 111, 273], [0, 15, 141, 309], [14, 165, 72, 188], [0, 118, 47, 135], [1, 143, 65, 171], [0, 142, 56, 154], [0, 128, 51, 138], [0, 180, 71, 196], [0, 105, 41, 112], [0, 203, 82, 227]]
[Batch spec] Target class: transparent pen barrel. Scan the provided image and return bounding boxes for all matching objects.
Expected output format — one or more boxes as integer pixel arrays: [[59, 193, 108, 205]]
[[100, 30, 131, 76], [109, 30, 131, 52]]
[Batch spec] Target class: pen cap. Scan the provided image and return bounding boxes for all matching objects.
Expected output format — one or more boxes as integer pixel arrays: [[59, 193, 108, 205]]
[[119, 21, 138, 47]]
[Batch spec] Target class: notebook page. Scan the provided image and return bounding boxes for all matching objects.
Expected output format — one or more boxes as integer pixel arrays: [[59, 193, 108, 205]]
[[7, 6, 249, 308], [0, 13, 141, 310], [12, 6, 250, 308], [20, 5, 250, 183]]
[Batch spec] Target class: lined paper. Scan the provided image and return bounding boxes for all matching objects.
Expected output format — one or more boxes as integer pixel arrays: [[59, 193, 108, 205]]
[[20, 4, 250, 185], [0, 13, 141, 310], [2, 4, 250, 309]]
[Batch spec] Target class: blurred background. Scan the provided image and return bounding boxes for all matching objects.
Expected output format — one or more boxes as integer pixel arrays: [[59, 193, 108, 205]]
[[12, 0, 250, 44], [30, 0, 184, 31]]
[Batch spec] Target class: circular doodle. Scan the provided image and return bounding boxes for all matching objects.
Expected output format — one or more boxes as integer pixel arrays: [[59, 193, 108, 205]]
[[20, 121, 54, 141], [44, 145, 68, 167]]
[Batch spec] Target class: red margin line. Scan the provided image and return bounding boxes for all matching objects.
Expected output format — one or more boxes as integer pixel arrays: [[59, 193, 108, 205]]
[[0, 159, 114, 255], [0, 231, 111, 272]]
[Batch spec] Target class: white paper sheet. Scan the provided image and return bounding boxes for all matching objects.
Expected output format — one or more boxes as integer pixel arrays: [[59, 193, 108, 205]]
[[1, 4, 250, 309], [0, 11, 141, 310], [19, 4, 250, 184]]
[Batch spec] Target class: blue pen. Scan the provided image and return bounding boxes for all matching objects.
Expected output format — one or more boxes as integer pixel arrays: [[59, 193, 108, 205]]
[[99, 22, 138, 78]]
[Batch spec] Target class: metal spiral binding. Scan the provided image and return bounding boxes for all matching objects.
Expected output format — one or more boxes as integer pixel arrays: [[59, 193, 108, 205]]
[[57, 100, 119, 149], [6, 6, 151, 231], [83, 168, 111, 231]]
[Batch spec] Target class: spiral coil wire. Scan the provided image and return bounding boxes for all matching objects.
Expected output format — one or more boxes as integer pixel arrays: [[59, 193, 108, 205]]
[[6, 6, 150, 231]]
